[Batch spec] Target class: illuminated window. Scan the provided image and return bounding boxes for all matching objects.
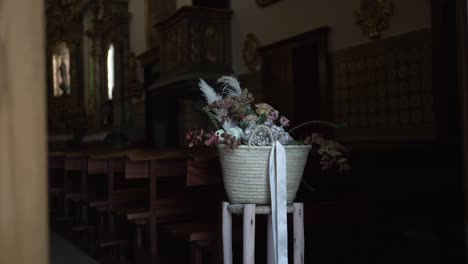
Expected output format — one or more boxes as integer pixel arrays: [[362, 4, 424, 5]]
[[107, 44, 115, 100], [52, 42, 71, 97]]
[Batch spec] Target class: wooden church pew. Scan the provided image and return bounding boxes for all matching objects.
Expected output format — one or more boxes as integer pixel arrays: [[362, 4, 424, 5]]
[[122, 148, 221, 263], [48, 152, 65, 216], [169, 221, 218, 264], [60, 151, 88, 224], [51, 147, 221, 264], [82, 150, 140, 263]]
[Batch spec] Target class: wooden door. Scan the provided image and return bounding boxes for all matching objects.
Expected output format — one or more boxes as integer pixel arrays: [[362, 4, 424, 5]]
[[0, 1, 48, 264], [456, 0, 468, 259]]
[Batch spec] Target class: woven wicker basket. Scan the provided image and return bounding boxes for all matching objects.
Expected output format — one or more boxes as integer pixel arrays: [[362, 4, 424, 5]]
[[217, 142, 311, 204]]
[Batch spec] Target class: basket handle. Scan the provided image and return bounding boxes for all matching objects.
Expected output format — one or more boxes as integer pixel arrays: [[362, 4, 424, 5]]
[[247, 125, 275, 146]]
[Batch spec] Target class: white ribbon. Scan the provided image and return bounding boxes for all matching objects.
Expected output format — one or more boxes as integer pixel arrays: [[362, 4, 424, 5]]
[[269, 141, 288, 264]]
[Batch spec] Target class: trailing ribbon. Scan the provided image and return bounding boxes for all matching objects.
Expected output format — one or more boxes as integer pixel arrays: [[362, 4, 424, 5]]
[[269, 141, 288, 264]]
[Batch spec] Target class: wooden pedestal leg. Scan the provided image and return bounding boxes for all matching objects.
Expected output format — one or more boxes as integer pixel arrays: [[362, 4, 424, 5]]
[[243, 204, 256, 264], [190, 244, 203, 264], [134, 225, 146, 264], [64, 172, 69, 217], [98, 211, 105, 241], [150, 217, 158, 263], [222, 202, 232, 264], [81, 204, 88, 224], [119, 242, 126, 264], [108, 212, 115, 240], [293, 203, 304, 264], [75, 202, 81, 224], [267, 214, 274, 264]]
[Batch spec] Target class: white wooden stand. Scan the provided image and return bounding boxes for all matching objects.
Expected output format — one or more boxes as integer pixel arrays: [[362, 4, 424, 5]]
[[222, 202, 305, 264]]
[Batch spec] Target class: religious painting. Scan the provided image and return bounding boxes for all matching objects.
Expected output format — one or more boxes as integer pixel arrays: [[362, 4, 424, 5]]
[[52, 42, 71, 97]]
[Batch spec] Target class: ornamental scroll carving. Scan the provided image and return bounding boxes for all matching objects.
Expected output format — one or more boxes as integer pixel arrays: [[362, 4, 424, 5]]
[[242, 33, 261, 72], [356, 0, 394, 38]]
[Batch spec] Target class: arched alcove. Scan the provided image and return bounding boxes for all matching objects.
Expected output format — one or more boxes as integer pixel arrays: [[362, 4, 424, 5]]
[[51, 42, 71, 97], [106, 43, 115, 100]]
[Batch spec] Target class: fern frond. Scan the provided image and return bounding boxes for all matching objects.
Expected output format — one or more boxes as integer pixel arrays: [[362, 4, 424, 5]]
[[203, 107, 221, 130]]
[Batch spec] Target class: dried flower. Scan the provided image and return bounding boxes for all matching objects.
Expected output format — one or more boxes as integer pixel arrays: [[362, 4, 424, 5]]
[[255, 103, 273, 115], [215, 129, 225, 139], [199, 79, 222, 104], [267, 110, 279, 122], [304, 132, 351, 172], [244, 114, 258, 124], [210, 98, 234, 110], [223, 133, 241, 152], [197, 75, 351, 174], [226, 127, 243, 140], [186, 128, 205, 148], [279, 116, 290, 127], [218, 76, 242, 97], [204, 132, 220, 147]]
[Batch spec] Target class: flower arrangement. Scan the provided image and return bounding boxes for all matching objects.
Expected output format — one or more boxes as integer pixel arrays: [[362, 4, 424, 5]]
[[186, 76, 351, 172]]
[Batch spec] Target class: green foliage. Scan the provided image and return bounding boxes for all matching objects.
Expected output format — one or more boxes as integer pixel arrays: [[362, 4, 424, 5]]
[[256, 114, 266, 125], [238, 120, 248, 130], [203, 107, 221, 130]]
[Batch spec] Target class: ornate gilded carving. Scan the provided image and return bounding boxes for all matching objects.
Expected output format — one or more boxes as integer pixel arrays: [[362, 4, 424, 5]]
[[242, 33, 261, 72], [157, 7, 232, 80], [355, 0, 394, 38]]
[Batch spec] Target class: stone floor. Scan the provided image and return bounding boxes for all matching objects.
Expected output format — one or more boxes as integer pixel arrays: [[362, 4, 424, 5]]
[[50, 232, 98, 264]]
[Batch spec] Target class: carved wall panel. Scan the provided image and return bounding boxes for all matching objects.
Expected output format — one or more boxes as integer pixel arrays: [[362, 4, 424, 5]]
[[156, 7, 233, 82], [332, 29, 435, 142]]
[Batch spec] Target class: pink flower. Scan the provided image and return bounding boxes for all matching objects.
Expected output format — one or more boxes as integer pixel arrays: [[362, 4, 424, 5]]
[[185, 128, 205, 148], [196, 129, 205, 141], [279, 116, 290, 127], [186, 130, 193, 140], [211, 98, 234, 109], [204, 133, 220, 146]]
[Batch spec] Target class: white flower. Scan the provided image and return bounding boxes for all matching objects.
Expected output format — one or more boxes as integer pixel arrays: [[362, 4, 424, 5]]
[[227, 127, 243, 140], [215, 129, 225, 142], [222, 117, 238, 131]]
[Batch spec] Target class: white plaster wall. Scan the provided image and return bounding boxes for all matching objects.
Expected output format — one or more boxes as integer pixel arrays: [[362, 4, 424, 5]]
[[129, 0, 148, 55], [232, 0, 432, 74]]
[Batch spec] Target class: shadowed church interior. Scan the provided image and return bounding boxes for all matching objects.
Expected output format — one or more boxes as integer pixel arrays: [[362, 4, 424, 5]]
[[2, 0, 468, 263]]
